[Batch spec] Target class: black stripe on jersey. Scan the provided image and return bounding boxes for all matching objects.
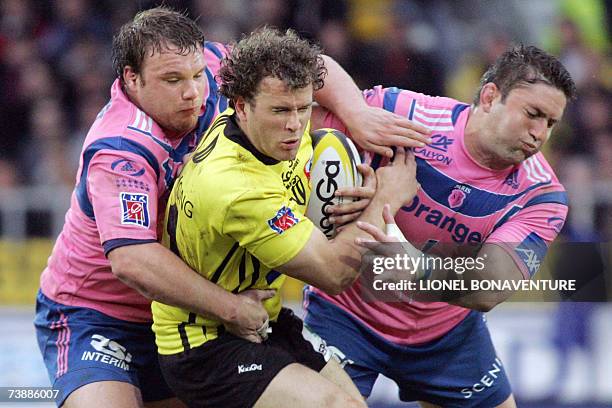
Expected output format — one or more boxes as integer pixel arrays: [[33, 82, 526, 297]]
[[231, 254, 262, 294], [192, 116, 227, 163], [240, 256, 260, 292], [192, 135, 218, 163], [178, 312, 197, 351], [166, 204, 180, 257], [232, 253, 247, 294], [210, 242, 240, 284], [248, 257, 261, 289], [207, 115, 229, 137]]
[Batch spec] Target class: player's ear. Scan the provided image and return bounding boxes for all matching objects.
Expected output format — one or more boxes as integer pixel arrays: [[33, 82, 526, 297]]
[[479, 83, 499, 113], [123, 66, 140, 91], [234, 96, 248, 122]]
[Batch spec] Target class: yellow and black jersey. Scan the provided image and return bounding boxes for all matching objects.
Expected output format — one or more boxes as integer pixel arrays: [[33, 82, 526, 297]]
[[152, 108, 314, 355]]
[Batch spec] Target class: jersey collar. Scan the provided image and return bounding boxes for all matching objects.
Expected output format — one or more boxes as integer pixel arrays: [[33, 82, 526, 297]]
[[224, 114, 280, 165]]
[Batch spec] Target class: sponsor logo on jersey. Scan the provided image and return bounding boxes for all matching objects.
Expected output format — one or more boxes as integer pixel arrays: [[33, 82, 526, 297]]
[[428, 134, 454, 152], [515, 232, 547, 277], [111, 158, 145, 177], [282, 158, 307, 206], [413, 134, 454, 165], [120, 192, 150, 227], [238, 363, 262, 374], [448, 184, 471, 209], [268, 206, 299, 234], [504, 169, 519, 189], [81, 334, 132, 371], [547, 216, 564, 233], [401, 195, 482, 244]]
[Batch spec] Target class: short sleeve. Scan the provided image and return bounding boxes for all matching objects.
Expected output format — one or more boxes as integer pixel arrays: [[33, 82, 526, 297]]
[[87, 150, 160, 247], [487, 200, 568, 278], [222, 189, 314, 269]]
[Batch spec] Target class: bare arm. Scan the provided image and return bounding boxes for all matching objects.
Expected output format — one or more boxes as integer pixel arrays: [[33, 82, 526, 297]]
[[450, 243, 524, 311], [355, 207, 525, 312], [108, 242, 273, 342], [314, 55, 431, 157]]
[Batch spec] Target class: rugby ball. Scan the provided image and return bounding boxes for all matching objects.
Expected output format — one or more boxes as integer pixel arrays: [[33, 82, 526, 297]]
[[306, 128, 362, 238]]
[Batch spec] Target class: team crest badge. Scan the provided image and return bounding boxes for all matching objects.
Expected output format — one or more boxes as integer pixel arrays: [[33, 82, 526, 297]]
[[120, 192, 150, 227], [268, 206, 299, 234], [448, 188, 466, 209]]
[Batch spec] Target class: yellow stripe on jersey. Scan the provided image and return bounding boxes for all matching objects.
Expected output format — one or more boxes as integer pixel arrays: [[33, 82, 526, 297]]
[[152, 108, 314, 355]]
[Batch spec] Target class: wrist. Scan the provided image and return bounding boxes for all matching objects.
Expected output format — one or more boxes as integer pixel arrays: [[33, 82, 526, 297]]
[[372, 190, 403, 214], [338, 103, 367, 126], [218, 293, 242, 324]]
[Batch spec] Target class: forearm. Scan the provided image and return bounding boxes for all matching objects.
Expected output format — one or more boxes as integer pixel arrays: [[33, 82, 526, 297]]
[[315, 55, 365, 120], [324, 193, 404, 289], [109, 243, 240, 323], [377, 241, 522, 311]]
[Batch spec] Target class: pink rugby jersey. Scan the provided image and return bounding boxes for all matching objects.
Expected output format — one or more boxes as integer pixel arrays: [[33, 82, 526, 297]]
[[40, 42, 229, 322], [307, 86, 568, 345]]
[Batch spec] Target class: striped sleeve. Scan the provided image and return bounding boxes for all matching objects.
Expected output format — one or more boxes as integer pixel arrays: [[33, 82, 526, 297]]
[[85, 147, 160, 246]]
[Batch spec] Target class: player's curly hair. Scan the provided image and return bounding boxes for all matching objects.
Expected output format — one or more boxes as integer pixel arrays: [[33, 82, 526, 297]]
[[112, 6, 204, 86], [473, 44, 577, 105], [219, 27, 327, 105]]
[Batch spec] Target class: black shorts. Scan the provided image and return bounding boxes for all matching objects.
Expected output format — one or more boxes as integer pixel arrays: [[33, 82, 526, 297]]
[[159, 308, 327, 408]]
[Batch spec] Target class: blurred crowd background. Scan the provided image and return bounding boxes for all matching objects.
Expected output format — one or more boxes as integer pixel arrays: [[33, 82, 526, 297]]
[[0, 1, 610, 406], [0, 0, 609, 242], [1, 0, 609, 298], [0, 0, 609, 292]]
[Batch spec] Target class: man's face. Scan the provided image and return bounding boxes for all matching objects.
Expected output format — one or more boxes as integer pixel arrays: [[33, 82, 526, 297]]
[[124, 43, 206, 140], [482, 82, 567, 168], [237, 77, 313, 162]]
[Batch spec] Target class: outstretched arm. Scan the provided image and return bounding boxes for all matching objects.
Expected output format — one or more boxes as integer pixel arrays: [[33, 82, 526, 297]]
[[315, 55, 431, 157], [355, 207, 528, 311]]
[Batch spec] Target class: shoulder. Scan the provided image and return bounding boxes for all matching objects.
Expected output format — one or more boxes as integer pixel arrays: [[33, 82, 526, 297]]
[[518, 153, 563, 187], [203, 41, 229, 75], [204, 41, 229, 59], [83, 81, 175, 168], [363, 86, 468, 131], [506, 153, 567, 209]]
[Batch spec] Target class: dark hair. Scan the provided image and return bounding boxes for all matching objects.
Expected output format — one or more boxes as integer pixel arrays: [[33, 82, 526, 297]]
[[219, 27, 327, 105], [112, 7, 205, 85], [473, 44, 577, 105]]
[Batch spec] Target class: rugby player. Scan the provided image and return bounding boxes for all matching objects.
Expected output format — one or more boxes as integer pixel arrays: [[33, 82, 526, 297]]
[[152, 27, 420, 408], [34, 7, 430, 408], [304, 44, 577, 408]]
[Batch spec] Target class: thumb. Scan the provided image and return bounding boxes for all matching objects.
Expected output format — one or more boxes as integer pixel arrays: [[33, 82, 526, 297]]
[[253, 289, 276, 301], [382, 204, 395, 225]]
